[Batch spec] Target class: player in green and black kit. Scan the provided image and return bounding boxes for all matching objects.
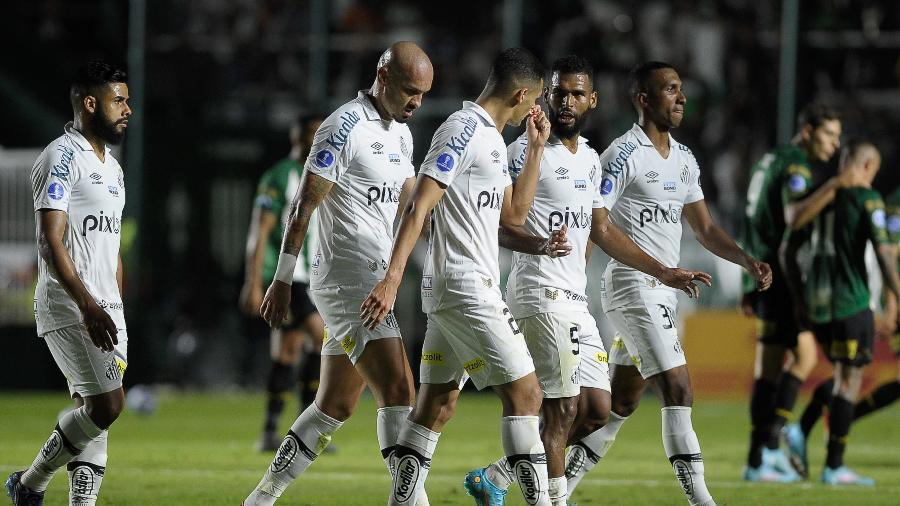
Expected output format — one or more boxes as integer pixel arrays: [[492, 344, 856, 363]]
[[785, 183, 900, 479], [740, 103, 857, 482], [239, 113, 328, 451], [781, 140, 900, 485]]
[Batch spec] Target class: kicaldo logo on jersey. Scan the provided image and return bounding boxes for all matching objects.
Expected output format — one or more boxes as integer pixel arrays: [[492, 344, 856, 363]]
[[638, 204, 681, 227], [477, 187, 502, 211], [548, 205, 591, 231], [81, 211, 121, 236], [367, 182, 402, 206]]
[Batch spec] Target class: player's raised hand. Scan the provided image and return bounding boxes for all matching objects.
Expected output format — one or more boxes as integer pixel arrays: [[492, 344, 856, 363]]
[[526, 105, 551, 146], [543, 224, 572, 257], [260, 280, 292, 328], [748, 260, 773, 291], [82, 301, 118, 352], [360, 279, 399, 330], [658, 268, 713, 299]]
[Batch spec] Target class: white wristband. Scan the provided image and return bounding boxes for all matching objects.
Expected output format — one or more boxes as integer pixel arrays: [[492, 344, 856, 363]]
[[274, 252, 298, 284]]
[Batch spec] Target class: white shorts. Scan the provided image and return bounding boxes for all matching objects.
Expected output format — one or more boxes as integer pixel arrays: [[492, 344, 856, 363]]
[[419, 298, 535, 391], [310, 284, 402, 365], [604, 289, 685, 379], [42, 324, 128, 397], [516, 311, 609, 398]]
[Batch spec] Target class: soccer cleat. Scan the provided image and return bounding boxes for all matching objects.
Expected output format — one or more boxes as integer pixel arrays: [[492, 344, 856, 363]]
[[255, 431, 281, 452], [821, 466, 875, 486], [762, 448, 800, 481], [782, 423, 808, 478], [742, 463, 800, 483], [464, 468, 508, 506], [6, 471, 45, 506]]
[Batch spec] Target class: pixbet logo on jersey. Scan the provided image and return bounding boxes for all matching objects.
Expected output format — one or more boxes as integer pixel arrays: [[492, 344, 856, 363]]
[[367, 182, 401, 206], [82, 211, 121, 236], [548, 206, 591, 231], [477, 187, 502, 211], [638, 204, 681, 227]]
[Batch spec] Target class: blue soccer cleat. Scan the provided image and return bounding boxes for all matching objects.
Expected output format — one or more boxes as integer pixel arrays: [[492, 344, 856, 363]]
[[742, 462, 800, 483], [821, 466, 875, 486], [782, 423, 808, 478], [464, 468, 508, 506], [6, 471, 44, 506], [762, 448, 801, 481]]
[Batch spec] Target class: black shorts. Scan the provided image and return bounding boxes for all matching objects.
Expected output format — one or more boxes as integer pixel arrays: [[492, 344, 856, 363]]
[[282, 282, 318, 332], [812, 309, 875, 367], [749, 283, 800, 347]]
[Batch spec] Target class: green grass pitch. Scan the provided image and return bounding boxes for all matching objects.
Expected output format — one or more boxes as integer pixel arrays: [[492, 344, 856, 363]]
[[1, 391, 898, 505]]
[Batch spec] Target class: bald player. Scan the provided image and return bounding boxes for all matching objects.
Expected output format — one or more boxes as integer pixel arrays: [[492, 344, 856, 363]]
[[244, 42, 433, 505]]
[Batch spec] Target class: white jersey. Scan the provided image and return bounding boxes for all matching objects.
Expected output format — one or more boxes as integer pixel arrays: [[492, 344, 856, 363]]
[[598, 123, 703, 308], [32, 123, 126, 335], [420, 101, 512, 313], [305, 91, 415, 290], [505, 133, 605, 318]]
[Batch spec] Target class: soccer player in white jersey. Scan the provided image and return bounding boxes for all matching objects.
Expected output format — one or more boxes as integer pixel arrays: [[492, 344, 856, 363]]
[[6, 60, 132, 506], [462, 55, 712, 506], [243, 42, 433, 506], [361, 47, 556, 506], [562, 62, 773, 506]]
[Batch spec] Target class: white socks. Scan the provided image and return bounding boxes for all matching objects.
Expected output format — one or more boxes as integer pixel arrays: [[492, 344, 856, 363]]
[[662, 407, 715, 506], [245, 403, 343, 506], [67, 430, 108, 506], [548, 476, 567, 506], [388, 420, 440, 506], [22, 406, 104, 492], [377, 406, 412, 475], [565, 411, 628, 495], [501, 416, 550, 506]]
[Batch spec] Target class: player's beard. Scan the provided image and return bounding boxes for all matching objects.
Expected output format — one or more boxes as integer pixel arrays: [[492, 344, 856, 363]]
[[91, 108, 126, 145], [549, 108, 587, 140]]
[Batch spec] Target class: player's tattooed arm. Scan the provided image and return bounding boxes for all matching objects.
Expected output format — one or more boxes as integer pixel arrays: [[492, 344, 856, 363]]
[[38, 209, 118, 351], [396, 176, 430, 238], [261, 172, 333, 327], [499, 223, 571, 257], [684, 200, 772, 290], [281, 172, 333, 256], [590, 207, 711, 298]]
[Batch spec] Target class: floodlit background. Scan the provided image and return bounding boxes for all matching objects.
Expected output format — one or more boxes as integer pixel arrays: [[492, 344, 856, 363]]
[[4, 0, 899, 392]]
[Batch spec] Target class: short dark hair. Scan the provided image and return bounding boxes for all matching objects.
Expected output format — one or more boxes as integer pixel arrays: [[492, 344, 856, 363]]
[[70, 59, 127, 107], [627, 61, 676, 99], [295, 112, 326, 131], [797, 102, 840, 130], [551, 55, 593, 83], [486, 47, 545, 94]]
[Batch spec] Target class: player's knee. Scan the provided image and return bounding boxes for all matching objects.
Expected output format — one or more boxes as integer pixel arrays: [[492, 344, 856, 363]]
[[610, 397, 638, 417], [85, 395, 124, 429], [543, 397, 579, 429], [661, 383, 693, 407], [379, 379, 415, 407], [316, 398, 357, 422]]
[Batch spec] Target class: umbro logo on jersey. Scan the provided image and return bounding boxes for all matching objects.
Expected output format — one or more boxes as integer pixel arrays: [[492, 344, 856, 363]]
[[371, 142, 384, 154], [90, 173, 103, 184], [645, 171, 659, 183], [555, 167, 568, 175], [491, 150, 501, 159]]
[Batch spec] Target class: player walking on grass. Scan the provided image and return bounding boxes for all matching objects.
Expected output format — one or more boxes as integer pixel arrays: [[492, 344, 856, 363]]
[[6, 59, 132, 506], [361, 47, 557, 506], [461, 55, 710, 506], [739, 103, 857, 482], [239, 113, 329, 452], [243, 41, 433, 506], [781, 140, 900, 485], [563, 62, 772, 506]]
